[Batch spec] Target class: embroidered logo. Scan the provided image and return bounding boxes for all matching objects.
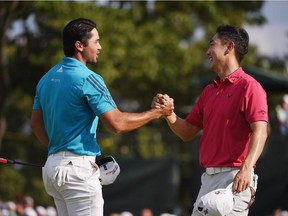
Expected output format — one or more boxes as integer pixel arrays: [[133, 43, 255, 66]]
[[57, 66, 63, 72], [258, 110, 266, 115]]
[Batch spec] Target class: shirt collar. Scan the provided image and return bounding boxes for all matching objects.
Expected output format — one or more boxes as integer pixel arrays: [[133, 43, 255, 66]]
[[213, 67, 244, 86], [62, 57, 87, 68]]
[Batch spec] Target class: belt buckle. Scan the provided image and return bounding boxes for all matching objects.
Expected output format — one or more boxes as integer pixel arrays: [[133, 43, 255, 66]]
[[206, 168, 215, 175]]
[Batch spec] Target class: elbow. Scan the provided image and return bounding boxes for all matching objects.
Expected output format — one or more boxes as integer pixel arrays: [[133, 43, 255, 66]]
[[30, 121, 36, 132], [109, 124, 125, 134], [181, 136, 192, 142], [261, 126, 269, 142], [181, 137, 189, 142], [179, 133, 197, 142], [179, 134, 193, 142], [107, 118, 132, 134], [112, 128, 123, 134], [263, 132, 268, 142], [102, 119, 121, 134]]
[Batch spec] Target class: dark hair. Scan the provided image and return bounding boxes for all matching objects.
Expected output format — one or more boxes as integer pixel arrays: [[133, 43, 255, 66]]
[[216, 24, 249, 63], [63, 18, 97, 57]]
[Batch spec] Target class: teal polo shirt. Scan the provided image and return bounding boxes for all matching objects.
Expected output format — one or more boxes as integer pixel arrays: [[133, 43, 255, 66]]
[[33, 57, 117, 156]]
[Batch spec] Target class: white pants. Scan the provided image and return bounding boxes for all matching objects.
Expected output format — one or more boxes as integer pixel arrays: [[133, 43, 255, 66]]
[[191, 168, 258, 216], [42, 151, 103, 216]]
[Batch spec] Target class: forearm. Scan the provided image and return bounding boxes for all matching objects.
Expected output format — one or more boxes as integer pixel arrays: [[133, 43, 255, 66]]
[[101, 108, 165, 133], [117, 109, 163, 132], [232, 122, 267, 192], [241, 122, 268, 171], [30, 110, 49, 146], [165, 112, 200, 141], [33, 128, 49, 146]]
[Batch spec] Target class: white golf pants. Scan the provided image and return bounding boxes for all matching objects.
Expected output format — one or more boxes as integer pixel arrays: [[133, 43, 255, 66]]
[[42, 151, 103, 216]]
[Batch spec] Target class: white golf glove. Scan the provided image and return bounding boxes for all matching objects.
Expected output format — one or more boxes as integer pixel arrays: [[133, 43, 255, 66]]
[[53, 166, 70, 186]]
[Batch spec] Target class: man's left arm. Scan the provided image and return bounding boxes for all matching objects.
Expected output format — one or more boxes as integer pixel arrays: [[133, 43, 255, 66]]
[[30, 110, 49, 146], [233, 121, 268, 193]]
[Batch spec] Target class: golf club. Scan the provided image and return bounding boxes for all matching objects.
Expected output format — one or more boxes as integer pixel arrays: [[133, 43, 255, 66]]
[[0, 157, 42, 168]]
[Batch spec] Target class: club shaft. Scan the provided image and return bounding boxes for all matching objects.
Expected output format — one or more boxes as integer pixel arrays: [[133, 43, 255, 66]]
[[13, 160, 42, 167], [0, 158, 42, 167]]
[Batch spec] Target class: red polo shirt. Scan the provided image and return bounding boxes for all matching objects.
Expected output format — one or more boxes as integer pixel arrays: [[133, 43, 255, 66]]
[[186, 67, 268, 168]]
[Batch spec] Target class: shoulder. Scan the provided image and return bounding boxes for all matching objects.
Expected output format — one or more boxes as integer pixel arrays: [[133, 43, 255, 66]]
[[36, 62, 62, 86], [84, 71, 106, 88], [238, 68, 265, 91]]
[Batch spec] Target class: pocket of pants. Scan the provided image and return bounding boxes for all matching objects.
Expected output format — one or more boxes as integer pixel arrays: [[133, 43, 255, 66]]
[[71, 164, 97, 182]]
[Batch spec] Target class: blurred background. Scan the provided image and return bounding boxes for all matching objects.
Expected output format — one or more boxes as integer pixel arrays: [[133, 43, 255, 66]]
[[0, 1, 288, 216]]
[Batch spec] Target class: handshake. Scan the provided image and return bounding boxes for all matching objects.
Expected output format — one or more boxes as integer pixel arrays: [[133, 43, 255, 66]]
[[151, 93, 175, 118]]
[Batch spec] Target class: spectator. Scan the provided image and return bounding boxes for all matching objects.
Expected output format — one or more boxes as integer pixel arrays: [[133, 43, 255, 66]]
[[15, 202, 25, 216], [140, 208, 153, 216], [0, 199, 3, 216], [35, 206, 47, 216], [159, 214, 176, 216], [6, 201, 17, 216], [120, 211, 133, 216], [23, 196, 37, 216], [109, 213, 120, 216], [46, 206, 57, 216], [275, 94, 288, 135]]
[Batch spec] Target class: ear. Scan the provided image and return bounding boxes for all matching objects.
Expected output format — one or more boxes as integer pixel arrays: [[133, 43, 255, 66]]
[[225, 41, 235, 55], [75, 41, 84, 52]]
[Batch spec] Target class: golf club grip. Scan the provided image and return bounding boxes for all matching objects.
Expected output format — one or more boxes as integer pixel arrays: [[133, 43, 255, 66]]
[[0, 158, 16, 164], [0, 158, 7, 164], [0, 158, 42, 167]]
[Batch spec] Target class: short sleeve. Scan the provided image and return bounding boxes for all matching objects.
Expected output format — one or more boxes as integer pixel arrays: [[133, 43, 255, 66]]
[[82, 74, 117, 115], [185, 91, 206, 129], [242, 81, 268, 123], [32, 89, 42, 110]]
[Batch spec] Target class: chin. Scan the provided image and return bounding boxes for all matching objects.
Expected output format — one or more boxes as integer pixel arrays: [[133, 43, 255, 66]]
[[208, 63, 214, 71], [87, 59, 98, 64]]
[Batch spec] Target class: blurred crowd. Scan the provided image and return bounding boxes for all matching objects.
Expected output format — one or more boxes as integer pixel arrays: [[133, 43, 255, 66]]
[[0, 197, 179, 216], [273, 208, 288, 216], [110, 208, 177, 216], [0, 196, 57, 216], [275, 94, 288, 136]]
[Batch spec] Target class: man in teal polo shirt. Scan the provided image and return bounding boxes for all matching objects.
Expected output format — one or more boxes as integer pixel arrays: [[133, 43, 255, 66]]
[[31, 18, 173, 216]]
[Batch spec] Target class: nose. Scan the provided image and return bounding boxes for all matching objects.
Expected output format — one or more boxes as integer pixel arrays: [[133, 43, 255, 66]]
[[206, 48, 210, 57]]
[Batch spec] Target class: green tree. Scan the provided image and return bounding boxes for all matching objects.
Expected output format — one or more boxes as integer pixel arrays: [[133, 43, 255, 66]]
[[0, 1, 21, 149]]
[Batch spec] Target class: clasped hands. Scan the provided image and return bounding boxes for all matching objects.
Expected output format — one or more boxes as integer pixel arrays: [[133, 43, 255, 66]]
[[151, 93, 174, 117]]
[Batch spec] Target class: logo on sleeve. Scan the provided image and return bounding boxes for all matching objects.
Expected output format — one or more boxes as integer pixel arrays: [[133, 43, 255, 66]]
[[258, 110, 267, 115]]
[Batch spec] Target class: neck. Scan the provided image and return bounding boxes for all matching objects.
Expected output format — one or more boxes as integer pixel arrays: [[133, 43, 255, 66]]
[[72, 53, 87, 65], [217, 59, 240, 81], [218, 66, 239, 81]]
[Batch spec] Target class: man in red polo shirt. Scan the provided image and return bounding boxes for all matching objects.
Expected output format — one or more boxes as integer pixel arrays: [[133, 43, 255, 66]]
[[153, 25, 268, 216]]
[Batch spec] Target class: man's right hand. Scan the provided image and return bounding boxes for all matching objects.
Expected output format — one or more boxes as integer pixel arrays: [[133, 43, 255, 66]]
[[151, 93, 174, 117]]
